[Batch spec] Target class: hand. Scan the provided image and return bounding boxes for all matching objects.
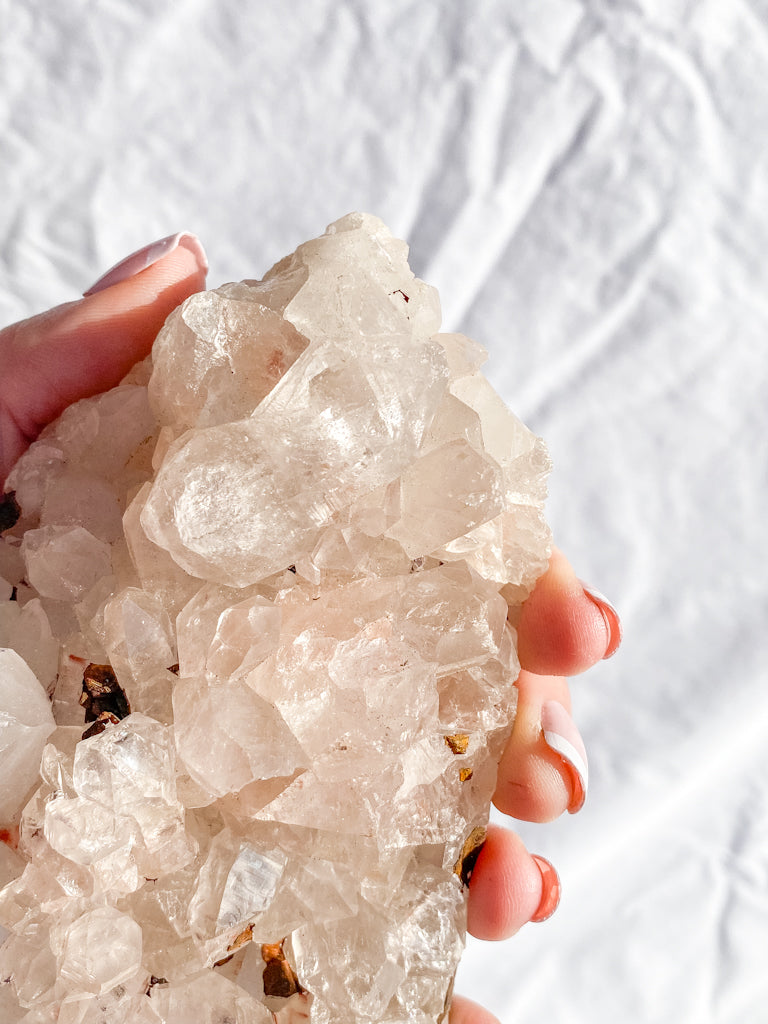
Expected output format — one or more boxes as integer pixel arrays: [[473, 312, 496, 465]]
[[453, 550, 620, 1024], [0, 236, 621, 1024], [0, 232, 208, 483]]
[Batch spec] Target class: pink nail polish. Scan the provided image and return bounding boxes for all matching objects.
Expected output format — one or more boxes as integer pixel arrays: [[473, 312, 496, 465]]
[[530, 855, 560, 922], [580, 580, 622, 658], [541, 699, 588, 814], [83, 232, 208, 296]]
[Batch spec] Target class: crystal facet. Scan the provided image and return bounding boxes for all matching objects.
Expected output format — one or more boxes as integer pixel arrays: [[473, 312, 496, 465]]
[[0, 649, 56, 822], [0, 213, 551, 1023]]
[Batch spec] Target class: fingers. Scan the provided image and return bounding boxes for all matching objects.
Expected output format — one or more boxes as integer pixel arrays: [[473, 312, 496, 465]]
[[0, 233, 208, 482], [495, 548, 620, 821], [457, 555, 616, 1024], [515, 547, 621, 676], [466, 825, 560, 941], [494, 670, 587, 821]]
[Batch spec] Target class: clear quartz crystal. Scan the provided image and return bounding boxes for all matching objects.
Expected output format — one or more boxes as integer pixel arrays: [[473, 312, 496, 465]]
[[0, 213, 551, 1023], [0, 649, 56, 822]]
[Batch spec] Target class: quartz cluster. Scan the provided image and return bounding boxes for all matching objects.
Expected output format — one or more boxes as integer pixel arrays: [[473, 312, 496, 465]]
[[0, 214, 551, 1023]]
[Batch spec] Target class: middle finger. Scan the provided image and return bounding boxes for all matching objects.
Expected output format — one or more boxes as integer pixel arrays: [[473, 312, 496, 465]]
[[493, 670, 588, 822]]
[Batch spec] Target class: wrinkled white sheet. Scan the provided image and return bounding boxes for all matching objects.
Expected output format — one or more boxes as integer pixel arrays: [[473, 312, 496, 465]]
[[2, 1, 767, 1021]]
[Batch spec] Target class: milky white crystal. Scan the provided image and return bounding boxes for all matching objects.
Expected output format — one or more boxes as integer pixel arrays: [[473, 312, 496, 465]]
[[57, 905, 143, 996], [0, 649, 56, 822], [0, 213, 551, 1023]]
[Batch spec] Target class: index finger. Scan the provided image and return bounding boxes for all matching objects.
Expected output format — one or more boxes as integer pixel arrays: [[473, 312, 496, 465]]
[[512, 547, 622, 676]]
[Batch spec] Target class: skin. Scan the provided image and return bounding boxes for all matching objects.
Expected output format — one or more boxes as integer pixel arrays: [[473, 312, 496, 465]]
[[0, 246, 616, 1024]]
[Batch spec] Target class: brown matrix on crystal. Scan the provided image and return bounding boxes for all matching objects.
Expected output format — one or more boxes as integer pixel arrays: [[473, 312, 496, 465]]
[[0, 214, 551, 1023]]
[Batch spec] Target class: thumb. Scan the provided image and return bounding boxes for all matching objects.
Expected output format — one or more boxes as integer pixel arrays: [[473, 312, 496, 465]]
[[0, 233, 208, 483]]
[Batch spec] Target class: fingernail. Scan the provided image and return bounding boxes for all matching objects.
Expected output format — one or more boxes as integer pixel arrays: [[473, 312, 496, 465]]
[[541, 699, 588, 814], [530, 855, 560, 923], [83, 232, 209, 296], [580, 580, 622, 658]]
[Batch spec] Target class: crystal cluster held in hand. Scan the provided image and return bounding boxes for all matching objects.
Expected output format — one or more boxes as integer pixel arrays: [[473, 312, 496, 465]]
[[0, 214, 551, 1023]]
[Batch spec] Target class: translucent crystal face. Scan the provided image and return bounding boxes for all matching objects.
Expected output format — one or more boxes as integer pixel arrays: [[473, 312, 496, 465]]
[[0, 212, 551, 1023], [0, 649, 56, 822]]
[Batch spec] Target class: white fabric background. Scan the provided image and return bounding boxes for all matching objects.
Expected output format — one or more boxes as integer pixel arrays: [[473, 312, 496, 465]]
[[2, 1, 767, 1021]]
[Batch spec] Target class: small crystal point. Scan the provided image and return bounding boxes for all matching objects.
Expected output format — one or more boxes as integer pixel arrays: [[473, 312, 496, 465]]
[[0, 649, 56, 822], [58, 905, 143, 997], [1, 214, 551, 1023]]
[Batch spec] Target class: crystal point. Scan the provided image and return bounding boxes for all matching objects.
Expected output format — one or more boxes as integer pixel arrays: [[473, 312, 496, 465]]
[[0, 649, 56, 822], [1, 214, 551, 1023]]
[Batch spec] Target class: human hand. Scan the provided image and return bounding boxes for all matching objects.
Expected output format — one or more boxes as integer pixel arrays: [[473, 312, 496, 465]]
[[0, 234, 621, 1024], [0, 232, 208, 482], [452, 549, 620, 1023]]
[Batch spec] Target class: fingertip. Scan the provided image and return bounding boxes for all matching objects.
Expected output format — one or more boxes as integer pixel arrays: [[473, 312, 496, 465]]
[[517, 548, 620, 675], [80, 237, 207, 328], [492, 745, 572, 823], [493, 671, 580, 822], [449, 995, 502, 1024], [82, 231, 208, 297], [466, 826, 545, 941]]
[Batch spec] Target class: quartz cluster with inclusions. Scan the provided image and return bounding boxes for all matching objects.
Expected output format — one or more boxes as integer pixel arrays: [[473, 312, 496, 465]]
[[0, 214, 551, 1023]]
